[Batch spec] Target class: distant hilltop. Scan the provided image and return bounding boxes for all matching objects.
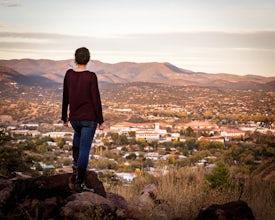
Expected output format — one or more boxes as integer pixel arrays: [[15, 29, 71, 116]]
[[0, 59, 275, 91]]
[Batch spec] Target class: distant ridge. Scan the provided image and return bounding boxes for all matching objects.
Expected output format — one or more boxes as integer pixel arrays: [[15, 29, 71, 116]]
[[0, 65, 59, 88], [0, 59, 274, 90], [0, 66, 26, 81]]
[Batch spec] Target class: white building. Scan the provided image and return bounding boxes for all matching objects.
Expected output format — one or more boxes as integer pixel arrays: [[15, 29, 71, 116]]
[[110, 122, 138, 135], [144, 152, 159, 160], [46, 141, 57, 146], [136, 123, 167, 141], [6, 126, 16, 130], [20, 123, 39, 128], [220, 128, 245, 140], [11, 130, 40, 136], [42, 132, 73, 138], [115, 172, 136, 181], [136, 129, 160, 140]]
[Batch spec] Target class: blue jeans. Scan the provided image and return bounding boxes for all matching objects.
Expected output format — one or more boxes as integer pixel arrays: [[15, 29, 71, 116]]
[[70, 120, 97, 169]]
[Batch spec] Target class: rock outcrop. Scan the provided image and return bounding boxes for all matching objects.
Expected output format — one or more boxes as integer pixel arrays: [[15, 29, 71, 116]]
[[128, 183, 171, 220], [196, 200, 255, 220], [0, 174, 255, 220], [0, 171, 127, 219]]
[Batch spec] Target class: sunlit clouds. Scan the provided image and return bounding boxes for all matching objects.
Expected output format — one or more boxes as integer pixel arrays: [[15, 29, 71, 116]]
[[0, 0, 275, 76]]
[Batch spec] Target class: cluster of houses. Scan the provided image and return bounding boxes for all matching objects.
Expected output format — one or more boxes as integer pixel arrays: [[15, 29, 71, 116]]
[[5, 120, 274, 144], [2, 120, 274, 182], [110, 121, 248, 143]]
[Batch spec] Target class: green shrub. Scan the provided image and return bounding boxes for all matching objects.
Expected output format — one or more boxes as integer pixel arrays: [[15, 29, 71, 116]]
[[205, 162, 230, 189]]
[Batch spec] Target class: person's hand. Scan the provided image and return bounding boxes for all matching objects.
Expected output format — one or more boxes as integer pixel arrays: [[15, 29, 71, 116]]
[[63, 121, 69, 127], [98, 123, 104, 130]]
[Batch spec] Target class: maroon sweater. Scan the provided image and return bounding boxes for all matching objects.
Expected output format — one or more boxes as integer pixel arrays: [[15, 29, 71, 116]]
[[61, 69, 104, 124]]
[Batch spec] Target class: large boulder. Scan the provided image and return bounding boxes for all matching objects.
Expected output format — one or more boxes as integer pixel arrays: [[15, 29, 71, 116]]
[[106, 192, 129, 218], [14, 171, 106, 200], [196, 200, 255, 220], [0, 176, 14, 218], [0, 171, 109, 219], [60, 192, 116, 219], [0, 173, 256, 220], [137, 183, 158, 211], [129, 183, 171, 220]]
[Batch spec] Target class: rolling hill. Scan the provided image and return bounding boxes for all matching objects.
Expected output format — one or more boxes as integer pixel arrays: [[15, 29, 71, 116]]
[[0, 59, 274, 90], [0, 65, 59, 88]]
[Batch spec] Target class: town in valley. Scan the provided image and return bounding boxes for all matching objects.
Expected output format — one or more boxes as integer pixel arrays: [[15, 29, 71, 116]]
[[0, 80, 274, 182]]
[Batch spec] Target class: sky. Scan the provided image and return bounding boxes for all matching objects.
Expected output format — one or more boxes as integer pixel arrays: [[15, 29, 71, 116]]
[[0, 0, 275, 76]]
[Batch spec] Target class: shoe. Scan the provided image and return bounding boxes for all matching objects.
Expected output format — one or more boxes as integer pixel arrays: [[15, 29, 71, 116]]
[[75, 183, 94, 193], [75, 168, 94, 193]]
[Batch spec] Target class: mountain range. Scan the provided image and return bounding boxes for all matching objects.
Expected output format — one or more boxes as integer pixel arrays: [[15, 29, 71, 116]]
[[0, 59, 275, 90]]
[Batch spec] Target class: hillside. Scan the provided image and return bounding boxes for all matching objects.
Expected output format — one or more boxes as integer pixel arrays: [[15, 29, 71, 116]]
[[0, 66, 28, 83], [0, 59, 275, 90], [0, 65, 60, 88]]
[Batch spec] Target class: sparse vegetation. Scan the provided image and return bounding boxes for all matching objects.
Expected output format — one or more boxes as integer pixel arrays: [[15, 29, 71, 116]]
[[109, 164, 274, 220], [0, 79, 274, 219]]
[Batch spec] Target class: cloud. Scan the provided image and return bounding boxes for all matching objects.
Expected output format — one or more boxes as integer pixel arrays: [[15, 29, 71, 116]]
[[125, 30, 275, 50], [0, 22, 9, 27], [0, 30, 275, 76], [0, 31, 68, 40], [0, 0, 21, 7], [1, 30, 275, 53]]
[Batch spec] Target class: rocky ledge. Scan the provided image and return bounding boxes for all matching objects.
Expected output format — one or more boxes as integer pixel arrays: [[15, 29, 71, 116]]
[[0, 172, 255, 220]]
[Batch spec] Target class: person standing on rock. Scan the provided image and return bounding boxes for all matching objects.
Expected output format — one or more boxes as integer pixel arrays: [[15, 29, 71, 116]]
[[61, 47, 104, 193]]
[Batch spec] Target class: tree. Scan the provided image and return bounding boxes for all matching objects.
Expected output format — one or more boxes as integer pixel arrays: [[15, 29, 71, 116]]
[[111, 133, 128, 145], [111, 133, 119, 145], [0, 145, 29, 177], [0, 130, 11, 144], [119, 134, 129, 145], [205, 162, 230, 189], [222, 144, 244, 165], [185, 138, 197, 150], [143, 159, 154, 169], [126, 153, 137, 160], [197, 140, 211, 150], [209, 141, 224, 149], [166, 127, 172, 133], [185, 127, 195, 137], [168, 155, 176, 164], [204, 111, 213, 119], [57, 138, 66, 148], [102, 137, 110, 146], [128, 131, 136, 144]]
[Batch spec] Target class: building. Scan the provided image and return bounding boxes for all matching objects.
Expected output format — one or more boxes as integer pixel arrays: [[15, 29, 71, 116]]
[[20, 123, 39, 129], [42, 132, 73, 138], [11, 130, 40, 136], [175, 121, 219, 134], [198, 136, 225, 143], [135, 123, 167, 141], [144, 152, 159, 160], [110, 122, 138, 135], [220, 128, 245, 140], [110, 122, 167, 141], [136, 129, 160, 140], [115, 172, 136, 181]]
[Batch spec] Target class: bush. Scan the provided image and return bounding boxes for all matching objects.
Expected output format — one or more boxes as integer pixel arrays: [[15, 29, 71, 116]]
[[205, 162, 230, 189], [0, 145, 29, 177], [89, 159, 118, 170]]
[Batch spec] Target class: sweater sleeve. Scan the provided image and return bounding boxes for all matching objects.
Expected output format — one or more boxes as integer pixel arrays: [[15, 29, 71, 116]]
[[61, 72, 69, 122], [91, 73, 104, 124]]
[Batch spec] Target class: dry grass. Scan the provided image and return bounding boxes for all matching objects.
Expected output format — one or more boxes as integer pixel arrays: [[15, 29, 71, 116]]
[[243, 178, 275, 220], [109, 166, 275, 220]]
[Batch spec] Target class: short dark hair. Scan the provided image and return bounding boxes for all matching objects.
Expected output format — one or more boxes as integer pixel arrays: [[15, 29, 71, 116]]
[[74, 47, 90, 65]]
